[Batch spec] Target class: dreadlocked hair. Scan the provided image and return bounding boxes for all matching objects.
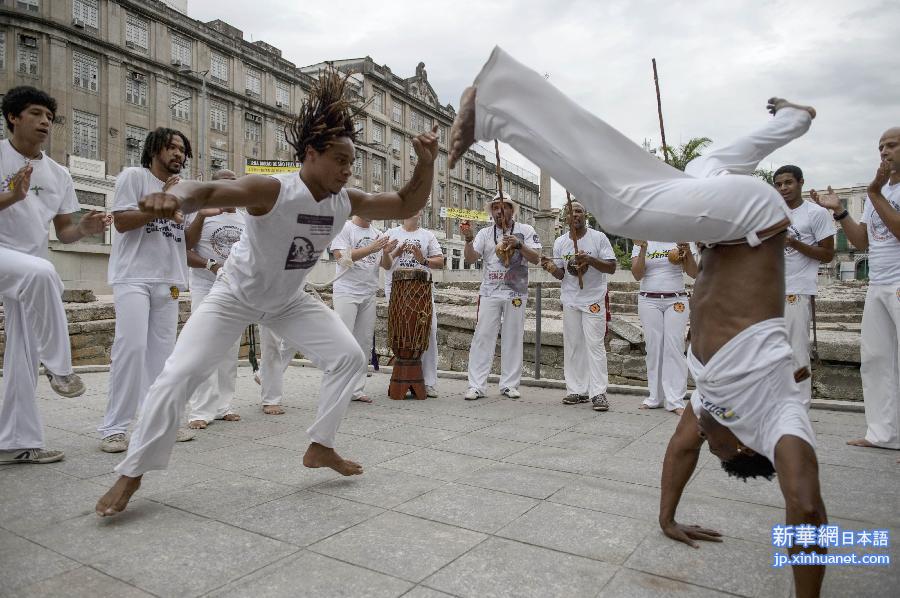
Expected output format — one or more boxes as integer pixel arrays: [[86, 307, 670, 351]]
[[140, 127, 192, 169], [288, 69, 364, 163]]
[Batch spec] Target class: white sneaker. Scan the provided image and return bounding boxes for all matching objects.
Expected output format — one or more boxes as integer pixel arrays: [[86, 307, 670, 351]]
[[426, 385, 438, 398], [176, 428, 196, 442], [464, 387, 485, 401], [46, 372, 85, 398], [0, 448, 65, 464], [100, 433, 128, 453], [501, 387, 521, 399]]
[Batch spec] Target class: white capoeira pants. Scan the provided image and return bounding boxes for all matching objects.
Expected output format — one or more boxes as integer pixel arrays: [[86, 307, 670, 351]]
[[333, 294, 376, 399], [99, 283, 179, 439], [859, 284, 900, 449], [784, 294, 813, 409], [187, 286, 238, 423], [472, 47, 811, 245], [467, 295, 525, 393], [638, 295, 690, 410], [114, 279, 364, 477], [562, 304, 608, 397], [0, 247, 74, 450], [258, 324, 294, 406], [386, 290, 438, 388]]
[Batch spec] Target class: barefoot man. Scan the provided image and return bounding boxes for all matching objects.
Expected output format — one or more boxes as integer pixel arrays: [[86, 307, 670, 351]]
[[96, 71, 439, 516], [449, 47, 827, 597]]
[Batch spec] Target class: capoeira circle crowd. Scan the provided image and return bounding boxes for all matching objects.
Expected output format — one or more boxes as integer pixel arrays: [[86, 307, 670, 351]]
[[1, 45, 897, 597]]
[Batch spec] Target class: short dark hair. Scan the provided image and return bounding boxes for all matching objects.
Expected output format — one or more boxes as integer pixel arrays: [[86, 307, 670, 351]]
[[774, 164, 803, 183], [288, 69, 360, 164], [720, 452, 776, 481], [140, 127, 192, 169], [2, 86, 57, 133]]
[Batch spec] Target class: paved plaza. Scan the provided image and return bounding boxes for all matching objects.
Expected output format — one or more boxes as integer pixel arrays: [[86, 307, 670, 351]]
[[1, 366, 897, 597]]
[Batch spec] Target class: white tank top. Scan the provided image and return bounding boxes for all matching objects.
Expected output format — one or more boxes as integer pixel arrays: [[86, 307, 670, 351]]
[[223, 172, 351, 313]]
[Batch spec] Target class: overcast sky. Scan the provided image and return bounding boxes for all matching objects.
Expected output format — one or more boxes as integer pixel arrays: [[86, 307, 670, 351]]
[[189, 0, 899, 207]]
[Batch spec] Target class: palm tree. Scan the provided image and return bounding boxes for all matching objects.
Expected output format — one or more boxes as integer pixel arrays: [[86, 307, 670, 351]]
[[661, 137, 713, 171]]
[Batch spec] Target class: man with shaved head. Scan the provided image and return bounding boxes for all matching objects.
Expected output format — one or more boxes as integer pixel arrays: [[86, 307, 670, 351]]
[[812, 127, 900, 453]]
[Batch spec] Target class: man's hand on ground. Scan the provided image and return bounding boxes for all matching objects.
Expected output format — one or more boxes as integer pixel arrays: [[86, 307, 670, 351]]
[[661, 521, 723, 549]]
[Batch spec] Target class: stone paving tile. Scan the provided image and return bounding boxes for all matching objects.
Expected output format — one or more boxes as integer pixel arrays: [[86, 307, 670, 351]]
[[401, 587, 457, 598], [540, 430, 633, 452], [42, 405, 109, 436], [503, 411, 587, 431], [431, 431, 532, 460], [474, 420, 562, 443], [455, 462, 575, 499], [597, 568, 738, 597], [89, 459, 235, 498], [396, 482, 538, 533], [0, 467, 108, 534], [337, 435, 422, 465], [570, 416, 663, 440], [209, 551, 413, 598], [497, 501, 655, 564], [0, 528, 81, 594], [817, 463, 900, 526], [310, 466, 445, 508], [336, 415, 405, 437], [370, 424, 462, 448], [549, 475, 663, 521], [209, 452, 342, 489], [380, 448, 494, 482], [684, 467, 785, 508], [150, 470, 299, 517], [424, 536, 618, 598], [223, 490, 383, 547], [7, 566, 155, 598], [309, 511, 486, 583], [183, 441, 305, 473]]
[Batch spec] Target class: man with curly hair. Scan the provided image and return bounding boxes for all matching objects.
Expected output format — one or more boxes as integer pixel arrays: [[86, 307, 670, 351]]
[[96, 71, 439, 517]]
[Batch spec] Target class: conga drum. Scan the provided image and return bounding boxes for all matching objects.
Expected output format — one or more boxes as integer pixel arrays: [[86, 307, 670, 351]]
[[387, 268, 433, 400]]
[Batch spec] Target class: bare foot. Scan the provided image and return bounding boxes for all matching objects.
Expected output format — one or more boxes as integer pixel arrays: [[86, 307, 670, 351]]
[[95, 475, 142, 517], [188, 420, 207, 429], [303, 442, 363, 476], [673, 408, 685, 416], [767, 97, 816, 119], [449, 86, 476, 169], [352, 395, 373, 404], [639, 404, 658, 410], [847, 438, 879, 448], [262, 405, 285, 415], [221, 413, 241, 422]]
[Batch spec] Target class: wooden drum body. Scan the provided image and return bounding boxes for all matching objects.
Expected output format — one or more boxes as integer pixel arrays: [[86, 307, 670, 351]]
[[387, 269, 433, 400]]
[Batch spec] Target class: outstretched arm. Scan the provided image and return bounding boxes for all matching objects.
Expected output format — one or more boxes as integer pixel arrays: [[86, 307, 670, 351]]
[[811, 187, 868, 251], [350, 127, 438, 221], [138, 175, 281, 222], [659, 407, 723, 547]]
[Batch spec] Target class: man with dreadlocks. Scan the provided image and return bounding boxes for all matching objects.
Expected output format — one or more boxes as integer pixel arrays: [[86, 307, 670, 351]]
[[95, 71, 439, 517], [98, 127, 195, 453]]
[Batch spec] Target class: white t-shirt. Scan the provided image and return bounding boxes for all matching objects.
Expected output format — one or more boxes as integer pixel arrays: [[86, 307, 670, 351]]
[[860, 182, 900, 285], [784, 201, 833, 295], [472, 221, 541, 298], [224, 172, 351, 313], [631, 241, 695, 293], [184, 210, 245, 293], [383, 225, 442, 298], [553, 229, 616, 309], [330, 220, 382, 297], [688, 318, 815, 464], [107, 167, 189, 287], [0, 139, 79, 258]]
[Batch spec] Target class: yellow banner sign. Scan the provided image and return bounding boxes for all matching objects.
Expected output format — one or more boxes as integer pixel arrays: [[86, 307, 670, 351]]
[[440, 207, 490, 222], [245, 159, 301, 174]]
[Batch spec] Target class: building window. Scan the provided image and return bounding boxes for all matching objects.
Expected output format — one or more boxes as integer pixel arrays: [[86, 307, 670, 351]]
[[72, 110, 99, 159], [438, 152, 446, 174], [73, 0, 98, 28], [476, 167, 483, 186], [209, 101, 228, 132], [0, 32, 5, 70], [125, 125, 147, 168], [438, 125, 447, 146], [464, 189, 471, 208], [353, 150, 364, 178], [464, 164, 471, 182], [408, 141, 417, 165], [392, 165, 400, 187], [16, 35, 39, 75], [209, 147, 227, 173], [451, 185, 459, 205], [171, 88, 191, 121], [245, 67, 261, 96], [372, 122, 385, 145], [244, 116, 261, 143], [372, 89, 384, 114], [125, 13, 149, 51], [17, 0, 39, 13], [391, 131, 402, 155], [275, 80, 289, 107], [210, 52, 228, 83], [72, 51, 99, 92], [354, 118, 366, 141], [409, 110, 421, 132], [275, 126, 289, 152], [170, 33, 191, 68], [372, 156, 384, 186], [391, 99, 402, 124], [125, 71, 147, 107]]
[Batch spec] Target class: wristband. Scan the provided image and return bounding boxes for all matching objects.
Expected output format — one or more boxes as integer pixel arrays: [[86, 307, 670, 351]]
[[833, 210, 849, 221]]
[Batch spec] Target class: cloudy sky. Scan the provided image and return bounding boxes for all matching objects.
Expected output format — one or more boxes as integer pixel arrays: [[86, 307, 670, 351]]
[[189, 0, 899, 206]]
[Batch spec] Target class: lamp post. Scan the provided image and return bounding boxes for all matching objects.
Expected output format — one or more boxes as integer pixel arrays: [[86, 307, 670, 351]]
[[173, 66, 209, 179]]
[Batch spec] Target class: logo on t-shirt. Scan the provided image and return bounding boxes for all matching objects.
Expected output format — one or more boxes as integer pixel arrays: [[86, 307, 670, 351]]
[[785, 225, 801, 255], [145, 218, 184, 243], [297, 213, 335, 235], [284, 236, 321, 269], [701, 398, 740, 421], [869, 198, 900, 242], [210, 225, 242, 259], [354, 235, 379, 265]]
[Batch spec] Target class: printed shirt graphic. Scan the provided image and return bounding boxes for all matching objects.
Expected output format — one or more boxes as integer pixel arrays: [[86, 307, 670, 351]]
[[223, 172, 351, 313], [553, 229, 616, 309], [185, 210, 246, 292], [383, 226, 442, 298], [860, 182, 900, 285], [631, 241, 696, 293], [330, 220, 382, 297], [107, 167, 188, 287], [784, 201, 834, 295], [473, 222, 541, 298], [0, 139, 79, 258]]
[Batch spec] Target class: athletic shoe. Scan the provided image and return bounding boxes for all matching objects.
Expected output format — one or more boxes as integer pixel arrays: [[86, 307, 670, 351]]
[[176, 428, 196, 442], [591, 394, 609, 412], [562, 394, 588, 405], [46, 372, 85, 398], [426, 385, 439, 398], [253, 371, 261, 385], [464, 387, 485, 401], [100, 433, 128, 453], [0, 448, 64, 464], [501, 387, 521, 399]]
